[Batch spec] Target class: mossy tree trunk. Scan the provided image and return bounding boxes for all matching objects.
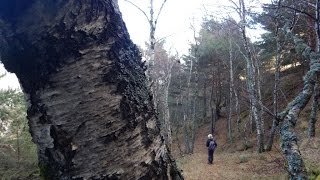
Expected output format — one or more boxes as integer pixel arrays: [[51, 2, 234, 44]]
[[277, 27, 320, 179], [0, 0, 183, 179], [308, 81, 319, 138], [308, 0, 320, 139]]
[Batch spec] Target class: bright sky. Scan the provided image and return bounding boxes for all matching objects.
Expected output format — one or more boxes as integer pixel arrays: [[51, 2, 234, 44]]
[[0, 0, 270, 90], [118, 0, 270, 54], [0, 64, 20, 90], [118, 0, 208, 54]]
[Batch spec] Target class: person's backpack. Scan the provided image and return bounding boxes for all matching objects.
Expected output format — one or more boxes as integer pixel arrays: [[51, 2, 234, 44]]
[[208, 140, 216, 151]]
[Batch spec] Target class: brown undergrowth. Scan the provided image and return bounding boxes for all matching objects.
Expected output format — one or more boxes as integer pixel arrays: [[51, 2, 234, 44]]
[[173, 65, 320, 180], [174, 119, 288, 180], [174, 117, 320, 179]]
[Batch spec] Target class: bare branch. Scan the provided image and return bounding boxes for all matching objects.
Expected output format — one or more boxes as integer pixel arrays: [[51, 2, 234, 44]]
[[155, 0, 168, 25], [234, 41, 249, 62], [220, 16, 241, 29], [228, 0, 240, 11], [239, 86, 277, 119], [0, 72, 6, 79], [124, 0, 150, 22], [266, 4, 316, 21], [156, 34, 173, 43], [279, 87, 289, 103]]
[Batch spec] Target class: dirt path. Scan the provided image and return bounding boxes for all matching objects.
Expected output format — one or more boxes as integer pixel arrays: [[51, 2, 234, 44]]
[[176, 120, 287, 180]]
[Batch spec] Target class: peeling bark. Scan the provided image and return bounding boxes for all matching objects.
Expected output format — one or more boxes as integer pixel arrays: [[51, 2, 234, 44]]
[[0, 1, 183, 179]]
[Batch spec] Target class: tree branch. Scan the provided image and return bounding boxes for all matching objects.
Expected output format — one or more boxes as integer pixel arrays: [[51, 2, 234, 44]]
[[123, 0, 150, 22], [266, 4, 316, 21], [155, 0, 168, 25]]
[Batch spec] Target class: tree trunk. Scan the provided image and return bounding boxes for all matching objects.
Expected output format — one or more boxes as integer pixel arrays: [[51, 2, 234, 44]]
[[308, 0, 320, 139], [235, 88, 249, 147], [0, 1, 183, 179], [210, 77, 215, 134], [149, 0, 156, 67], [183, 114, 191, 154], [227, 37, 234, 143], [182, 46, 196, 154], [308, 81, 319, 138], [254, 56, 264, 135], [276, 27, 320, 179], [163, 73, 173, 148], [190, 68, 200, 153], [190, 99, 197, 153], [266, 27, 282, 151], [239, 0, 264, 153], [203, 80, 207, 121], [234, 89, 241, 135]]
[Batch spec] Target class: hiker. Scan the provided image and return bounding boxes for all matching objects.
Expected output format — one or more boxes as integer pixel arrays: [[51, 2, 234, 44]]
[[206, 134, 217, 164]]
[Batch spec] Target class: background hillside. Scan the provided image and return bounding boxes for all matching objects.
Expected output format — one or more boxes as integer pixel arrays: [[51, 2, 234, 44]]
[[173, 65, 320, 179]]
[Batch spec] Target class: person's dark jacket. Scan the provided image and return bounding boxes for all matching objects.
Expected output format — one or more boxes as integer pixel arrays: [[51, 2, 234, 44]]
[[206, 139, 212, 147], [206, 139, 217, 150]]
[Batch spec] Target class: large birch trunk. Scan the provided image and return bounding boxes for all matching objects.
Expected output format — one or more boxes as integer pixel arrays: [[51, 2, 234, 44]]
[[0, 1, 183, 179]]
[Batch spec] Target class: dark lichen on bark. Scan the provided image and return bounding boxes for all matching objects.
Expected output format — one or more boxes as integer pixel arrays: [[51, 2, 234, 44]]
[[276, 27, 320, 179]]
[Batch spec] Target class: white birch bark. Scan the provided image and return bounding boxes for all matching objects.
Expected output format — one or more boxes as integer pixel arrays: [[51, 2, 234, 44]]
[[163, 61, 173, 148], [227, 36, 234, 142], [239, 0, 264, 153]]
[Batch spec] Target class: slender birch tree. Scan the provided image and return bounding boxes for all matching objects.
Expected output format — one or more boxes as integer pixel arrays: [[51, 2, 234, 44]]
[[237, 0, 265, 153], [123, 0, 173, 148], [266, 0, 284, 151]]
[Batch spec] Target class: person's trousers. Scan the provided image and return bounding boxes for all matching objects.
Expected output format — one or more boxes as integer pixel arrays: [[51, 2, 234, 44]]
[[208, 150, 214, 164]]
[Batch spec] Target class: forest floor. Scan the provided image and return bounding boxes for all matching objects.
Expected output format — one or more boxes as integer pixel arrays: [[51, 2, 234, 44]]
[[174, 116, 320, 180], [174, 65, 320, 180]]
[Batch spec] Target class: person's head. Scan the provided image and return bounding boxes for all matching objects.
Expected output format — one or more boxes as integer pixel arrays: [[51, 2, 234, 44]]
[[208, 134, 213, 139]]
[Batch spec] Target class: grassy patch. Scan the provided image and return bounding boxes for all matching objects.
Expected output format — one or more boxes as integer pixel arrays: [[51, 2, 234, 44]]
[[239, 154, 249, 163]]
